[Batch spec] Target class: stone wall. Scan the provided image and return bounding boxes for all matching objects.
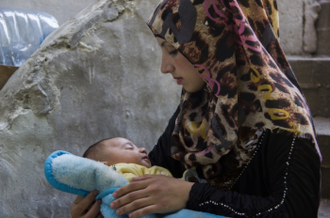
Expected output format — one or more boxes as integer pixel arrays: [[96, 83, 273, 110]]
[[278, 0, 321, 55], [0, 0, 180, 217]]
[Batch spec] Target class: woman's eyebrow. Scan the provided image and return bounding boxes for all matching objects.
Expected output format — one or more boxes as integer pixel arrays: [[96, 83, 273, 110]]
[[161, 41, 167, 47], [161, 41, 176, 50], [161, 40, 174, 48]]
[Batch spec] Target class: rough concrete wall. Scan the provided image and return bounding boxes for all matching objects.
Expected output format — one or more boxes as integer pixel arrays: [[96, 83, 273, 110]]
[[316, 0, 330, 55], [0, 0, 181, 217], [278, 0, 321, 55]]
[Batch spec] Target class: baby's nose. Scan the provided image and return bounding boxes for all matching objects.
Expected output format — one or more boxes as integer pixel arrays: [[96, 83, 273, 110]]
[[139, 147, 147, 154]]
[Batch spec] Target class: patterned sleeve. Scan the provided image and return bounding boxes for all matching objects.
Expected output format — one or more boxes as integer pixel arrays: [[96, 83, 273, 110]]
[[186, 132, 321, 217]]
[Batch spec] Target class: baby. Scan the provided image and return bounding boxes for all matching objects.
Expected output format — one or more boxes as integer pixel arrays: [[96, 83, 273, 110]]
[[45, 137, 210, 218], [82, 137, 173, 182]]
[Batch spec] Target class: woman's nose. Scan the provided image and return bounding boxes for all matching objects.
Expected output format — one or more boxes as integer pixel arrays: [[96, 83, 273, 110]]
[[160, 53, 174, 74]]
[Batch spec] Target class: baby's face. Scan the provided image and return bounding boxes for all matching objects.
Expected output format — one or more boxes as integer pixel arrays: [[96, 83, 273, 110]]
[[100, 137, 151, 168]]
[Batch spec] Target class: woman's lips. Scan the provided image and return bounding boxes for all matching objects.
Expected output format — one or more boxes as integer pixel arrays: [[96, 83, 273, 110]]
[[175, 77, 183, 84]]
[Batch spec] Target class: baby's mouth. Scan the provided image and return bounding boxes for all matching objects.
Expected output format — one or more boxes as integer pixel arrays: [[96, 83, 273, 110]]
[[142, 157, 151, 166]]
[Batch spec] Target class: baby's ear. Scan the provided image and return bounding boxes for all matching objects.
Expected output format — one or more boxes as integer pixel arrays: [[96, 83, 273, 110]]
[[102, 161, 111, 166]]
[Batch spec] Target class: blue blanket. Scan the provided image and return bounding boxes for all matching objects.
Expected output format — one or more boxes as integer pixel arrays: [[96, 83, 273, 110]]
[[44, 150, 228, 218]]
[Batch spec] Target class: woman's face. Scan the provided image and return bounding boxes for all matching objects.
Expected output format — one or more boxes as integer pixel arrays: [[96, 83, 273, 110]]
[[156, 37, 205, 93]]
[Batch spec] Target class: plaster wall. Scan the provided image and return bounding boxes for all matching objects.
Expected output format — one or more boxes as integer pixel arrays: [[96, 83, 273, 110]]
[[278, 0, 321, 55]]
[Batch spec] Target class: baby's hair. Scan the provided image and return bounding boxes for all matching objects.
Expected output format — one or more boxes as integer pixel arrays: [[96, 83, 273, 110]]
[[83, 137, 114, 158]]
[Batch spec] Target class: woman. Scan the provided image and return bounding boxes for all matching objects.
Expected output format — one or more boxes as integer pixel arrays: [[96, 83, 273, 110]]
[[71, 0, 321, 217]]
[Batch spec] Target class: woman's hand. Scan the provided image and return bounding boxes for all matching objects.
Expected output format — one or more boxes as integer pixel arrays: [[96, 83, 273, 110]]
[[110, 175, 194, 218], [71, 191, 103, 218]]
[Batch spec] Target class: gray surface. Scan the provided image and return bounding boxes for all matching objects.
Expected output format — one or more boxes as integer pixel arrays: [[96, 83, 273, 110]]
[[319, 199, 330, 218], [316, 0, 330, 55], [314, 117, 330, 136], [289, 57, 330, 118]]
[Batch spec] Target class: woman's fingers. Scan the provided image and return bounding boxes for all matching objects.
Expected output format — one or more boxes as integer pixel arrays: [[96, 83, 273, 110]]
[[112, 177, 148, 198], [115, 195, 151, 216], [71, 191, 101, 218], [111, 175, 193, 217], [110, 182, 150, 210], [85, 200, 102, 218], [128, 204, 156, 218], [71, 191, 97, 213]]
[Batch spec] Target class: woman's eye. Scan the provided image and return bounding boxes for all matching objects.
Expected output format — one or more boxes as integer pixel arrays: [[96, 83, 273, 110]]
[[169, 49, 178, 55]]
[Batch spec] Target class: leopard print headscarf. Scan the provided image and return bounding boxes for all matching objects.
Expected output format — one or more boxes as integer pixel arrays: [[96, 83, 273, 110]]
[[147, 0, 321, 189]]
